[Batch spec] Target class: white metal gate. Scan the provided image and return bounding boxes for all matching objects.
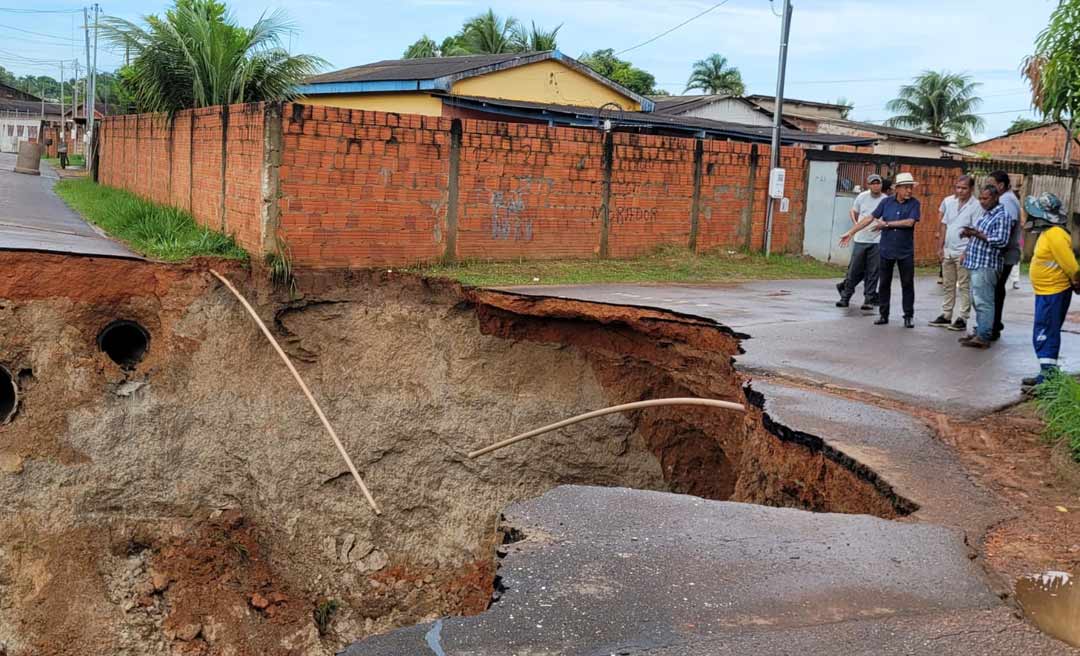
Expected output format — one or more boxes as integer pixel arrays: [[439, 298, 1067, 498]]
[[803, 160, 861, 266]]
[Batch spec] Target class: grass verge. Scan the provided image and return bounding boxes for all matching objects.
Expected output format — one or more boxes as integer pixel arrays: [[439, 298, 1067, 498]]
[[44, 153, 86, 169], [1035, 370, 1080, 462], [54, 179, 247, 262], [413, 246, 847, 287]]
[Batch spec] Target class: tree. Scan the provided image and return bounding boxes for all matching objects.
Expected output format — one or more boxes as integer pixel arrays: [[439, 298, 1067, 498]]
[[511, 21, 561, 52], [835, 97, 853, 119], [1006, 117, 1043, 134], [884, 71, 984, 142], [403, 35, 438, 59], [101, 0, 325, 115], [579, 49, 658, 96], [459, 9, 519, 54], [684, 54, 744, 95], [1022, 1, 1080, 165]]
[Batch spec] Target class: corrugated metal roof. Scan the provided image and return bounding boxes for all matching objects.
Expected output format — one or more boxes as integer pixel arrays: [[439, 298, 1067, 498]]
[[443, 95, 877, 146], [649, 94, 735, 114], [0, 97, 59, 116], [307, 52, 536, 84]]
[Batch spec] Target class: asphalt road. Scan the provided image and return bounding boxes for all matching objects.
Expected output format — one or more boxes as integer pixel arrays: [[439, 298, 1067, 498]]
[[504, 277, 1079, 417], [0, 151, 136, 259]]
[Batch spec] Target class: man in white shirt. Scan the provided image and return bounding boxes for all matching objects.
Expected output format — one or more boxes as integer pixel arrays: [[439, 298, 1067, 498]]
[[836, 174, 887, 310], [929, 175, 981, 331]]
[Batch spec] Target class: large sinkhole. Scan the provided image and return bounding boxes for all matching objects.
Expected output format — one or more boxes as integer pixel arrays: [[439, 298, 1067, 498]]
[[0, 273, 915, 653], [0, 365, 16, 424]]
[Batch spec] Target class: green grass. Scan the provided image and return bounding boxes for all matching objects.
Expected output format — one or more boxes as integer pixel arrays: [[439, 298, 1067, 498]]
[[44, 153, 85, 168], [1035, 370, 1080, 463], [412, 246, 847, 287], [54, 179, 248, 262]]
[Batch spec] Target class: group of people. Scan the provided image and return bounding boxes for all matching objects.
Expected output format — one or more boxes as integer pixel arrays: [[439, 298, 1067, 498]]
[[835, 170, 1079, 388]]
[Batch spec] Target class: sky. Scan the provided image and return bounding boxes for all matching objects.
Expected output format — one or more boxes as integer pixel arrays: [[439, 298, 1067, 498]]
[[0, 0, 1056, 139]]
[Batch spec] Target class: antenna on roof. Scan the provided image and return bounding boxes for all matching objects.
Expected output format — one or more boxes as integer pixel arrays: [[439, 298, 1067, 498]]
[[595, 102, 624, 131]]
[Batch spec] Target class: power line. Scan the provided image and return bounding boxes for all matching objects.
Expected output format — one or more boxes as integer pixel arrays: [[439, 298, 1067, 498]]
[[0, 7, 82, 13], [859, 108, 1036, 123], [616, 0, 733, 55], [0, 22, 79, 42]]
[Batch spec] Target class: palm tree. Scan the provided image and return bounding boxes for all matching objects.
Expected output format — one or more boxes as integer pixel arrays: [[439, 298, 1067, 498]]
[[835, 97, 853, 119], [684, 54, 745, 95], [459, 9, 520, 54], [884, 71, 984, 142], [511, 21, 561, 52], [403, 35, 438, 59], [101, 0, 325, 116]]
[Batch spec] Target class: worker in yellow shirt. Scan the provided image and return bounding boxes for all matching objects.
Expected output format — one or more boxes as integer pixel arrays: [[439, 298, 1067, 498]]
[[1022, 193, 1080, 389]]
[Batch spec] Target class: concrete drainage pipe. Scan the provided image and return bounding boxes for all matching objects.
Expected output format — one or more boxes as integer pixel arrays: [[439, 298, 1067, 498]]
[[97, 320, 150, 369], [0, 365, 17, 424]]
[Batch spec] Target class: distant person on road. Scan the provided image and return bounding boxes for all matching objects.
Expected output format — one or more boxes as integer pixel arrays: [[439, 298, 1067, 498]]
[[988, 171, 1022, 340], [1020, 193, 1080, 388], [57, 138, 68, 169], [959, 184, 1012, 349], [929, 175, 980, 332], [836, 173, 887, 310], [871, 172, 921, 328]]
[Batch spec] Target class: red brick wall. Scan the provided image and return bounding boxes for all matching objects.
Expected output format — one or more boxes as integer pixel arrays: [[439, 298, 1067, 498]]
[[972, 124, 1080, 165], [97, 103, 266, 255]]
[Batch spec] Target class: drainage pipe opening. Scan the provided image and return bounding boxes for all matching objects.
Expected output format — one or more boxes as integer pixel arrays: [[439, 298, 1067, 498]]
[[97, 320, 150, 369], [0, 365, 17, 424]]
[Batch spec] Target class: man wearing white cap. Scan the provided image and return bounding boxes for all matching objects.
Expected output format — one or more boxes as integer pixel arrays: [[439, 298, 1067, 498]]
[[870, 172, 921, 328], [836, 173, 886, 309]]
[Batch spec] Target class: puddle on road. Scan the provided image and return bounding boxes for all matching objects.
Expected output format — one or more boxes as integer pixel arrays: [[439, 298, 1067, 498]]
[[1016, 571, 1080, 647]]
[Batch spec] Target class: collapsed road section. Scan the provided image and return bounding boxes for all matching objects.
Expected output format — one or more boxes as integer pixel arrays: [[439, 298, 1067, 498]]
[[0, 252, 915, 655]]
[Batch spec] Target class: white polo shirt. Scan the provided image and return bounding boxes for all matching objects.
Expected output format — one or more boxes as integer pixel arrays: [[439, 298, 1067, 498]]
[[939, 195, 981, 258]]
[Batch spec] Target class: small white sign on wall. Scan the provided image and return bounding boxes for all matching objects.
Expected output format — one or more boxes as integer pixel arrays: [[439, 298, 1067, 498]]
[[780, 197, 790, 213]]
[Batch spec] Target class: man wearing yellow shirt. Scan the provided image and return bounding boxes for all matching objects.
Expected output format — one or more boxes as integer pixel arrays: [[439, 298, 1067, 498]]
[[1022, 193, 1080, 388]]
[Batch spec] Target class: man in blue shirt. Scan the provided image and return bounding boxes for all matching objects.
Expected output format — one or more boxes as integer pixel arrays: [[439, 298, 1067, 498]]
[[959, 184, 1012, 349], [871, 172, 921, 328]]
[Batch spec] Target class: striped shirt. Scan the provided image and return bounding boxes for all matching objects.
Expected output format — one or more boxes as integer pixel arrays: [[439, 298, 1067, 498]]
[[962, 204, 1011, 270]]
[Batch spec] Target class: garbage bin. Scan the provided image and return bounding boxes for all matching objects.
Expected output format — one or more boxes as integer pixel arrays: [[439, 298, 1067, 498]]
[[13, 140, 41, 176]]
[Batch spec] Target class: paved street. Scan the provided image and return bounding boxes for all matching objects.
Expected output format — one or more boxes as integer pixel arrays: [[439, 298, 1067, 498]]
[[0, 152, 137, 259], [506, 277, 1079, 417]]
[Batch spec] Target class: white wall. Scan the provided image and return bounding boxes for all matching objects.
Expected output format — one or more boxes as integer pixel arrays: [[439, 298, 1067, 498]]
[[0, 115, 41, 153], [678, 99, 773, 126]]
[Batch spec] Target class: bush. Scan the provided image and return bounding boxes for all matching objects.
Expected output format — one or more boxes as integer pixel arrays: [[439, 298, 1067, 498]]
[[1035, 370, 1080, 462]]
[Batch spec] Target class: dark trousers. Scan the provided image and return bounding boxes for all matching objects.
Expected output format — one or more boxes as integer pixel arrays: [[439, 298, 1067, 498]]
[[58, 151, 68, 169], [878, 255, 915, 319], [841, 241, 880, 304], [993, 264, 1014, 336]]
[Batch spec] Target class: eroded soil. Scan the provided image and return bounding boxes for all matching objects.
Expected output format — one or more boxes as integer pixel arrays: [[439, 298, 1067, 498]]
[[0, 253, 908, 656]]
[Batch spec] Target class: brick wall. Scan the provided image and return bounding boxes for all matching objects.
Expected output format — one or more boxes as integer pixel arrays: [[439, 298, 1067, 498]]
[[98, 103, 267, 255], [972, 124, 1080, 165]]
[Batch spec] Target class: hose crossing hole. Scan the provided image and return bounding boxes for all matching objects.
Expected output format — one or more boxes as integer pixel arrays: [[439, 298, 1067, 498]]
[[98, 320, 150, 369], [0, 365, 16, 424]]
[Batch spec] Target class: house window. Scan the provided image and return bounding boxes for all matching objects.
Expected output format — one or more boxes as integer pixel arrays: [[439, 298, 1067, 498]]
[[5, 125, 12, 136], [16, 125, 23, 137], [27, 126, 37, 139]]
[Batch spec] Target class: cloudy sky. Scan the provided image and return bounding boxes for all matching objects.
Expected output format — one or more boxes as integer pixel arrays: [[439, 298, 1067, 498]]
[[1, 0, 1055, 138]]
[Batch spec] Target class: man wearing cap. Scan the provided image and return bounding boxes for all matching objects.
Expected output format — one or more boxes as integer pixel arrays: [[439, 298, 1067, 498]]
[[1021, 193, 1080, 387], [929, 175, 980, 331], [870, 172, 921, 328], [836, 174, 886, 309]]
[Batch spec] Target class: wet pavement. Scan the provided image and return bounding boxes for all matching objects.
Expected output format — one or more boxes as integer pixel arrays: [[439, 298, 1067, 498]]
[[343, 486, 1072, 656], [0, 152, 137, 259], [505, 277, 1079, 418]]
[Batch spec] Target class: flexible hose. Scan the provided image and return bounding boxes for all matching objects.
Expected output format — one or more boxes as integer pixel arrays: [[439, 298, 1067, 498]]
[[210, 270, 382, 515], [467, 397, 745, 459]]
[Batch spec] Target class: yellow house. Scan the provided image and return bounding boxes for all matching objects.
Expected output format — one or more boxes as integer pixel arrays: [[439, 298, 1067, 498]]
[[297, 51, 654, 118]]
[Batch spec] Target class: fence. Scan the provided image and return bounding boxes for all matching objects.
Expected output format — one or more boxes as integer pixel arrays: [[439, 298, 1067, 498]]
[[96, 102, 812, 267]]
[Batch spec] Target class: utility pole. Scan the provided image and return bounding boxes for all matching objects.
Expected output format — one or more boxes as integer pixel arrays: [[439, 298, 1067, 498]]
[[88, 3, 99, 171], [764, 0, 793, 257], [73, 60, 79, 124], [1063, 117, 1074, 170], [59, 60, 65, 150], [83, 6, 91, 146]]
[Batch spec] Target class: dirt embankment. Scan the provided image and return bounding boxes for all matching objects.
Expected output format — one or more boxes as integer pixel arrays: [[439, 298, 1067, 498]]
[[0, 253, 908, 656]]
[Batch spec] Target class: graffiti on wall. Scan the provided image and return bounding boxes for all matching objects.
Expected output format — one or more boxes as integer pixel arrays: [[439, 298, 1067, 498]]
[[490, 190, 532, 240]]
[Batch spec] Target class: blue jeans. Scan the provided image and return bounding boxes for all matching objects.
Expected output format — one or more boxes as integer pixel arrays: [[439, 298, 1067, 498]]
[[968, 267, 999, 340]]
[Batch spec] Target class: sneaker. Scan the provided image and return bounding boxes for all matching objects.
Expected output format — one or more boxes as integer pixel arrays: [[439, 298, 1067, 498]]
[[928, 315, 951, 327], [947, 318, 967, 332], [836, 300, 849, 308], [1021, 375, 1045, 387], [903, 317, 915, 328], [962, 336, 992, 349]]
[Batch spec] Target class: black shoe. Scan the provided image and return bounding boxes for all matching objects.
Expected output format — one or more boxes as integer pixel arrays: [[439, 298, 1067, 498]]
[[990, 331, 1001, 342], [874, 317, 889, 325], [836, 282, 846, 298], [1021, 375, 1043, 387], [836, 300, 849, 308], [860, 303, 874, 311], [903, 317, 914, 328], [928, 314, 951, 327]]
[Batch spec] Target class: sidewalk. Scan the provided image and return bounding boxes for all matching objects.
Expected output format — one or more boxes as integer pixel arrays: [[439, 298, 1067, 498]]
[[0, 151, 137, 259]]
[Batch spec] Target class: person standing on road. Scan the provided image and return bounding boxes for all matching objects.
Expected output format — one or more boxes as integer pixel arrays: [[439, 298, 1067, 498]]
[[988, 171, 1021, 340], [57, 137, 68, 170], [929, 175, 980, 331], [1020, 193, 1080, 388], [836, 174, 887, 309], [871, 172, 921, 328], [959, 184, 1012, 349]]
